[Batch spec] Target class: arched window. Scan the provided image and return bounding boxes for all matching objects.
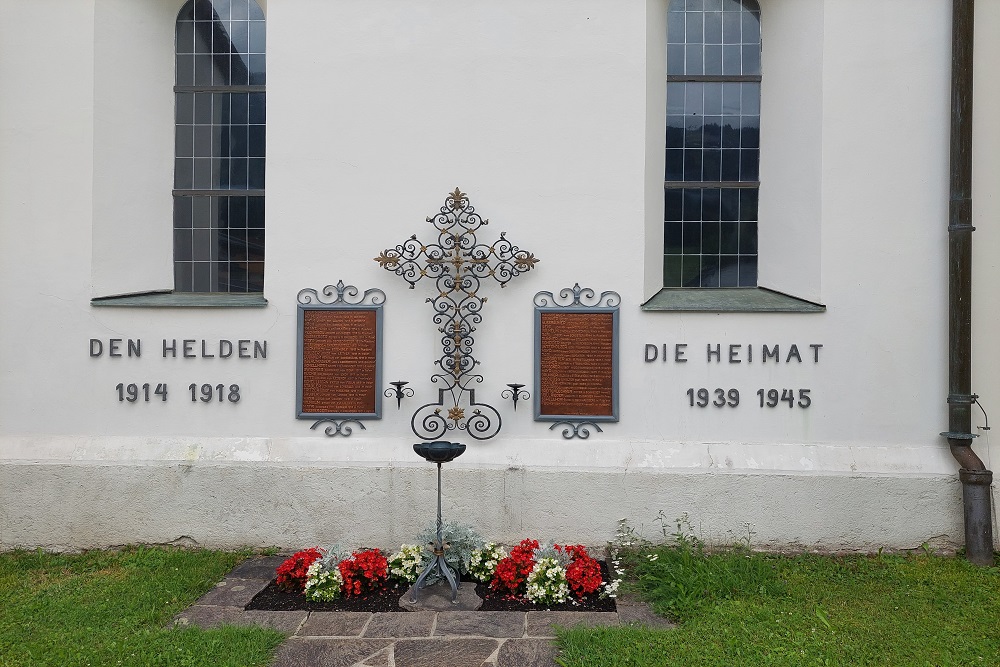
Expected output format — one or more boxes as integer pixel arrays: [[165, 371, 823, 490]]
[[664, 0, 760, 288], [174, 0, 265, 293]]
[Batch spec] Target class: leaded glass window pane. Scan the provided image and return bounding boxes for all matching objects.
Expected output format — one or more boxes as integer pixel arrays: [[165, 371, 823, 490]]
[[664, 0, 760, 288], [174, 0, 265, 294]]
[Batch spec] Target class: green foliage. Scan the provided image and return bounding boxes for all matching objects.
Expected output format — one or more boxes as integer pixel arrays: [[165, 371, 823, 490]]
[[416, 520, 484, 583], [0, 546, 284, 667], [629, 513, 785, 622], [556, 514, 1000, 667], [536, 543, 572, 567], [316, 543, 352, 572]]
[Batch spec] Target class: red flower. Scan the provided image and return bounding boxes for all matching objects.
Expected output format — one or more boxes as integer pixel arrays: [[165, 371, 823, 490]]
[[556, 544, 603, 599], [490, 538, 539, 595], [275, 548, 323, 593], [338, 548, 388, 597]]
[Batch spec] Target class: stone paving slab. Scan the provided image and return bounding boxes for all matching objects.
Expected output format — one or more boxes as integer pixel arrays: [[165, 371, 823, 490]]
[[617, 602, 677, 630], [227, 555, 286, 580], [525, 611, 620, 637], [358, 646, 392, 666], [271, 638, 393, 667], [195, 578, 271, 607], [363, 611, 436, 638], [298, 611, 372, 637], [400, 580, 483, 611], [496, 638, 561, 667], [434, 611, 526, 638], [393, 638, 500, 667], [173, 605, 306, 633]]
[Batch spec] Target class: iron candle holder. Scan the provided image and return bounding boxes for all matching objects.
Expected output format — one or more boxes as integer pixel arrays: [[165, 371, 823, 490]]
[[502, 383, 530, 411], [410, 440, 466, 604], [385, 381, 414, 409]]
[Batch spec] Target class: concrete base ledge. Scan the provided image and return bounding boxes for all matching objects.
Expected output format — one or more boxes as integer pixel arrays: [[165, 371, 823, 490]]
[[0, 461, 969, 552]]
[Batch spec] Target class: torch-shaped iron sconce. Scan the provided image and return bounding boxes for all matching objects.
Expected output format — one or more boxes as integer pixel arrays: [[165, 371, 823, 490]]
[[385, 381, 414, 409], [502, 383, 530, 411], [410, 440, 466, 604]]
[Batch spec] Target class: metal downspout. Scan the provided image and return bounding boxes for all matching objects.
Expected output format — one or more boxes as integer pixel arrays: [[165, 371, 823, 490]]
[[945, 0, 994, 565]]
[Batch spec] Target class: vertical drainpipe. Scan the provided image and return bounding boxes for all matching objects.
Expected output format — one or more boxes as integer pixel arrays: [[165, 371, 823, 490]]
[[944, 0, 994, 565]]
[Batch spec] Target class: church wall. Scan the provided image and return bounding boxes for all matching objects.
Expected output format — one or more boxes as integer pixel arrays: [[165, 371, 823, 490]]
[[972, 0, 1000, 494], [0, 0, 995, 551]]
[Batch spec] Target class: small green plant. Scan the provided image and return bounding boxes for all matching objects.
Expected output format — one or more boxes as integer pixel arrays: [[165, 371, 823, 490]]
[[632, 513, 785, 622], [416, 520, 484, 582], [611, 517, 652, 551], [304, 560, 343, 601]]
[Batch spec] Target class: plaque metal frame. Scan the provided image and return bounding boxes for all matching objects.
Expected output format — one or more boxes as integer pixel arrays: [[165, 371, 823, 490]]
[[533, 284, 621, 430], [296, 282, 385, 432]]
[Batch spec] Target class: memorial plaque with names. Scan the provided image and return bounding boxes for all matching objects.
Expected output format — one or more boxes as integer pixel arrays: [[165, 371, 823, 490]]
[[533, 285, 620, 423], [297, 304, 383, 419], [538, 311, 615, 418]]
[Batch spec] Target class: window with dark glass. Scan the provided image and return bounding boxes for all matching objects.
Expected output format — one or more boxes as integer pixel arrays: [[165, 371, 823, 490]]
[[664, 0, 760, 288], [174, 0, 265, 293]]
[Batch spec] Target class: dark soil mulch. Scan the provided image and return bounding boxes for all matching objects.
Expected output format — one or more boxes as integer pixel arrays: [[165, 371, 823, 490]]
[[245, 561, 616, 613], [245, 580, 409, 613]]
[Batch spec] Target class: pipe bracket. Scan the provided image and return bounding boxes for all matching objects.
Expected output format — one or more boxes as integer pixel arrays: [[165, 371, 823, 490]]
[[959, 469, 993, 486], [940, 431, 978, 441], [947, 393, 978, 405]]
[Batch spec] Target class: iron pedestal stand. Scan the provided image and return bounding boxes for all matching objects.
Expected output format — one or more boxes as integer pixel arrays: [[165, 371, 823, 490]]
[[410, 440, 466, 604]]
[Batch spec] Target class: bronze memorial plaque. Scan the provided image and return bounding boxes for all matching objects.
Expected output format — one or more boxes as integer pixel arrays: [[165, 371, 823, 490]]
[[538, 311, 615, 417], [300, 309, 378, 415]]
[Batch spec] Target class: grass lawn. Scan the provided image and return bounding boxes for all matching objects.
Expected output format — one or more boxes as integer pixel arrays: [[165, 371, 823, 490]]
[[557, 537, 1000, 667], [0, 546, 284, 667]]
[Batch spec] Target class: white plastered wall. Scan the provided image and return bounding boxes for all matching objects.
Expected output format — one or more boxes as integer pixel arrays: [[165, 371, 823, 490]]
[[972, 0, 1000, 517], [91, 0, 177, 296], [0, 0, 988, 551]]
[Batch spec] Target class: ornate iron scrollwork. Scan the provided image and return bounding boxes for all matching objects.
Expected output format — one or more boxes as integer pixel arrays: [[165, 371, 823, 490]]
[[548, 421, 604, 440], [533, 282, 621, 309], [310, 419, 367, 437], [385, 381, 414, 409], [502, 383, 530, 411], [375, 188, 540, 440], [297, 280, 386, 307]]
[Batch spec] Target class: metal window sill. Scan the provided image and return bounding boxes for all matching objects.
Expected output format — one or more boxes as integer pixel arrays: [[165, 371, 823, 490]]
[[91, 291, 268, 308], [641, 287, 825, 313]]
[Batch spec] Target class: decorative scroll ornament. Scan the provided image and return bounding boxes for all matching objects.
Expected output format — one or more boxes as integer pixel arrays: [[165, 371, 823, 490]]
[[310, 419, 367, 437], [532, 282, 621, 309], [385, 381, 414, 409], [297, 280, 386, 307], [502, 383, 530, 411], [375, 188, 540, 440], [548, 421, 604, 440]]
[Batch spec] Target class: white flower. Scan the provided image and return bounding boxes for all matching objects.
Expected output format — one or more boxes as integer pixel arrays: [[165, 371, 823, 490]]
[[387, 544, 426, 584], [305, 562, 343, 602], [469, 543, 507, 583], [525, 558, 569, 605]]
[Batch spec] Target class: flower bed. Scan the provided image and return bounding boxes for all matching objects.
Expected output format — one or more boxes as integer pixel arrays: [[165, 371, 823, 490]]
[[245, 529, 621, 613]]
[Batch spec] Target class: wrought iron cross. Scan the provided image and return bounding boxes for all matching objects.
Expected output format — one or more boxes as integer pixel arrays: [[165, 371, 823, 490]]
[[375, 188, 539, 440]]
